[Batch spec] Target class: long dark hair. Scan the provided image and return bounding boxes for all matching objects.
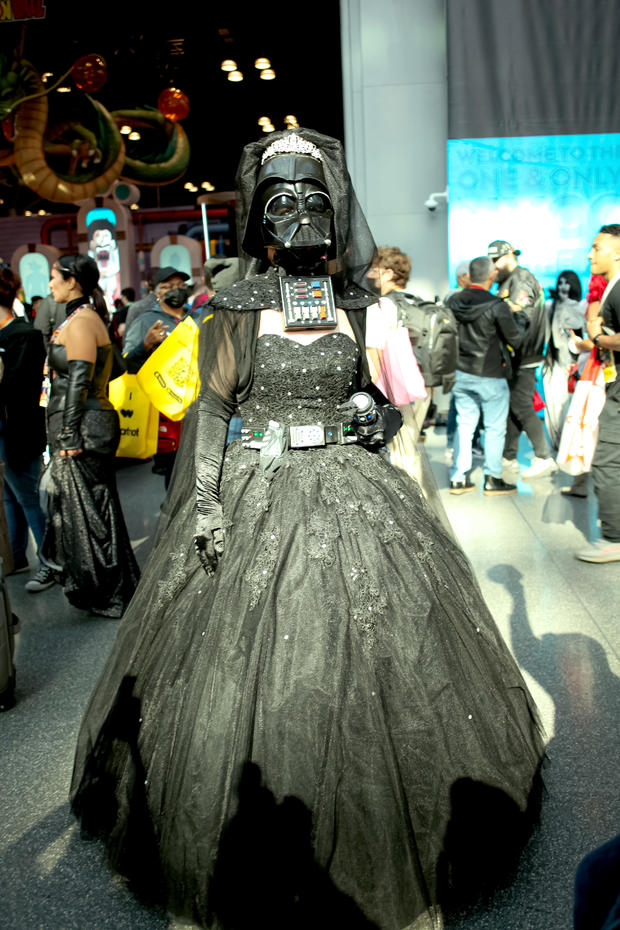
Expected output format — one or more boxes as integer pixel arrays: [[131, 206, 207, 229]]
[[552, 269, 582, 305], [57, 254, 108, 322]]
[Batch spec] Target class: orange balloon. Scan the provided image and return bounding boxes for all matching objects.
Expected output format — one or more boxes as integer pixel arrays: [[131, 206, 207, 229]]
[[157, 87, 190, 122], [72, 54, 107, 92]]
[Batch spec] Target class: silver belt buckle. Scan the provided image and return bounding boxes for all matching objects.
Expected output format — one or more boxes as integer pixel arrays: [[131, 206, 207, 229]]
[[288, 424, 326, 449]]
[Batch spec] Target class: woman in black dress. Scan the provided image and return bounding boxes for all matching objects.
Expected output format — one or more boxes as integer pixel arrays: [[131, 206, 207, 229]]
[[71, 131, 544, 929], [43, 254, 139, 617]]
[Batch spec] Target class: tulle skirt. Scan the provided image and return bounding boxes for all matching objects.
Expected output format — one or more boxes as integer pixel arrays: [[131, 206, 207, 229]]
[[71, 438, 544, 928]]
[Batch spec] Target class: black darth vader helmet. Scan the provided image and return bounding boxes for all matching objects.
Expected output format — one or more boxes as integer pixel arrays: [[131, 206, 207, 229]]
[[242, 135, 335, 266], [234, 128, 378, 297]]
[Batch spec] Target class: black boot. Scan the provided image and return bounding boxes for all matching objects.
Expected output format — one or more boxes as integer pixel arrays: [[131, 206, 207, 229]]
[[483, 475, 517, 496]]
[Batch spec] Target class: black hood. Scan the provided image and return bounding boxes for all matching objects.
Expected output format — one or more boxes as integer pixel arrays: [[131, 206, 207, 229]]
[[447, 286, 500, 322]]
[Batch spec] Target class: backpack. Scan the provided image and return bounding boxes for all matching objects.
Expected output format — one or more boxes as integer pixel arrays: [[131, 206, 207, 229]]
[[389, 291, 459, 392]]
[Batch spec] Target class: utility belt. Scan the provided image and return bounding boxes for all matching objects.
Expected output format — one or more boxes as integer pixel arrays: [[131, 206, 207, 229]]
[[242, 422, 357, 450]]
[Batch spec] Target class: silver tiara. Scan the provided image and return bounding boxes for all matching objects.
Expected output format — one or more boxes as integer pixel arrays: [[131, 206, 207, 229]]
[[261, 133, 323, 165]]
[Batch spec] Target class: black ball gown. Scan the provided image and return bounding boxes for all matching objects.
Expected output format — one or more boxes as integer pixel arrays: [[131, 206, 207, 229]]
[[70, 296, 544, 930]]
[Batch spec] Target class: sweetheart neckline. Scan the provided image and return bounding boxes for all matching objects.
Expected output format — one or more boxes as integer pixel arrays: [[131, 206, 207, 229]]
[[256, 332, 358, 349]]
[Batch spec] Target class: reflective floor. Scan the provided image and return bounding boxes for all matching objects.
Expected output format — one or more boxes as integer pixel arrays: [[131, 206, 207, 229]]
[[0, 430, 618, 930]]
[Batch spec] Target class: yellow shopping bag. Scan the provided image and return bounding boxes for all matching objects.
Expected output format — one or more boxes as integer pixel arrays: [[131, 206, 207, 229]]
[[136, 316, 200, 422], [109, 372, 159, 459]]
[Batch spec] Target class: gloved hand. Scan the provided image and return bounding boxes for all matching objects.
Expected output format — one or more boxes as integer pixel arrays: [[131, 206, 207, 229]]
[[194, 518, 225, 577], [59, 358, 94, 452], [195, 401, 229, 575]]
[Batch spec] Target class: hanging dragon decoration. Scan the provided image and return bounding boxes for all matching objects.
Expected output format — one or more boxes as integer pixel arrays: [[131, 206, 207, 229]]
[[0, 54, 190, 204]]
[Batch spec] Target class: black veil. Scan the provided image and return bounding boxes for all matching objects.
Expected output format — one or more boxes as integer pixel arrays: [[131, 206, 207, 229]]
[[230, 127, 379, 306]]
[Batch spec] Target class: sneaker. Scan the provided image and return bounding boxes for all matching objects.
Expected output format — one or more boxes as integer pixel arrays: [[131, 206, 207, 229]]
[[449, 478, 476, 495], [25, 566, 56, 593], [520, 456, 558, 479], [6, 556, 29, 576], [483, 475, 517, 496], [575, 538, 620, 563], [502, 457, 520, 473]]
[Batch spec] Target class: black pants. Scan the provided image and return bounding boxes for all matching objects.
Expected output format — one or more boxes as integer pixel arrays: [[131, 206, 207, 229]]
[[504, 367, 550, 460], [592, 394, 620, 541]]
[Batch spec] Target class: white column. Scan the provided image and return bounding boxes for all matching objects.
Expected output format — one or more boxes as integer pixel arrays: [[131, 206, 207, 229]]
[[340, 0, 449, 300]]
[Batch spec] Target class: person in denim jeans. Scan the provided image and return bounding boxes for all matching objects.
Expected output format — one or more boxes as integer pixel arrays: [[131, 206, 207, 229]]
[[446, 256, 523, 496]]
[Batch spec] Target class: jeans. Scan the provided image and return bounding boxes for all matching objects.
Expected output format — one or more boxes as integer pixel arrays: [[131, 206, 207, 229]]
[[0, 433, 47, 566], [504, 366, 550, 460], [450, 370, 510, 482], [447, 392, 483, 449]]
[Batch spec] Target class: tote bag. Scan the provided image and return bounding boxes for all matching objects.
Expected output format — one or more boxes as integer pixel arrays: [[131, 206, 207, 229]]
[[137, 316, 200, 422], [556, 352, 606, 476], [109, 372, 159, 459]]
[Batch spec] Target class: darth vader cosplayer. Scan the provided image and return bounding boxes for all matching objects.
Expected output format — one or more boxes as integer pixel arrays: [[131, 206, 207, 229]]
[[71, 129, 545, 930]]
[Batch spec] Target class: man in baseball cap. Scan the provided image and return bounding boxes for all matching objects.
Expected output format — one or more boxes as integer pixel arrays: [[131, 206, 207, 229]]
[[123, 265, 195, 485], [487, 238, 555, 479], [487, 240, 521, 261]]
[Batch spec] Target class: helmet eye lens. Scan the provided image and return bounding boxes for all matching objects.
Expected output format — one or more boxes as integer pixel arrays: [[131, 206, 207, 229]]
[[266, 194, 297, 219], [306, 192, 330, 214]]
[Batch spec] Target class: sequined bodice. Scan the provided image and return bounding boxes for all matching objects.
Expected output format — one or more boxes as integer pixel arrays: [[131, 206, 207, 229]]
[[239, 333, 359, 428]]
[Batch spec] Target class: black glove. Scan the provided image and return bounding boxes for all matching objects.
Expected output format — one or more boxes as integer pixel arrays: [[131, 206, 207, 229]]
[[194, 402, 229, 575], [59, 359, 94, 451]]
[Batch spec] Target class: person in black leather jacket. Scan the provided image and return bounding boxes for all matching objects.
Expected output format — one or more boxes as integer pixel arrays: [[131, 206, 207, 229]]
[[488, 239, 556, 479], [446, 255, 523, 495], [42, 254, 139, 616]]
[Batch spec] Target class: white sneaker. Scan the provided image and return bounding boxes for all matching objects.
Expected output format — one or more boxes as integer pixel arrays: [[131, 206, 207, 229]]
[[502, 457, 520, 473], [521, 456, 558, 479], [575, 538, 620, 563]]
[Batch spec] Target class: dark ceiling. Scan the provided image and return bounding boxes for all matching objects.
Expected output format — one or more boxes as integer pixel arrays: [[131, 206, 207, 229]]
[[1, 1, 344, 216]]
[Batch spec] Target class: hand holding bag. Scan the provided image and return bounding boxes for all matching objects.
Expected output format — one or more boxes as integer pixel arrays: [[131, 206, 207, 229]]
[[137, 316, 200, 422]]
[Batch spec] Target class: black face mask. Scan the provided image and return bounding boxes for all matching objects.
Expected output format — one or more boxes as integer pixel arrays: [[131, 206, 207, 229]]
[[162, 287, 189, 309]]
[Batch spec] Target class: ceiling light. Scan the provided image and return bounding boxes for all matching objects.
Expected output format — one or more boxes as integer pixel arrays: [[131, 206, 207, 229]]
[[228, 70, 243, 82], [120, 124, 132, 135], [254, 57, 270, 70], [184, 182, 194, 190], [260, 69, 275, 81], [262, 123, 275, 133], [57, 85, 71, 93], [221, 59, 237, 72], [257, 116, 271, 126], [201, 181, 215, 191], [42, 72, 53, 83], [37, 209, 47, 215], [128, 131, 141, 141], [24, 210, 32, 216], [130, 203, 139, 210]]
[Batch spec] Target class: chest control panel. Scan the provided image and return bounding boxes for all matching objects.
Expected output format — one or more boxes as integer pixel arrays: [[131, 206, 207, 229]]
[[279, 275, 338, 331]]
